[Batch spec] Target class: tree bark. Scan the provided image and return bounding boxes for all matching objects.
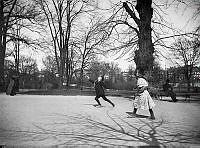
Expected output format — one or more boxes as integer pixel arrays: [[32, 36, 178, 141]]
[[0, 45, 5, 92], [185, 65, 192, 92], [123, 0, 154, 72], [0, 0, 5, 92], [0, 0, 17, 92]]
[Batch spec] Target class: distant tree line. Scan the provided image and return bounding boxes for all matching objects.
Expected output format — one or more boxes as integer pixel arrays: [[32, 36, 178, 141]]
[[4, 55, 200, 92]]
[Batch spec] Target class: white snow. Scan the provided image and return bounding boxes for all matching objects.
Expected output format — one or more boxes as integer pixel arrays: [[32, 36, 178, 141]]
[[0, 93, 200, 147]]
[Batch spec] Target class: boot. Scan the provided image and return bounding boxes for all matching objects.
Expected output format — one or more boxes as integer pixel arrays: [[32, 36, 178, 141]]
[[132, 108, 137, 117], [149, 109, 155, 120]]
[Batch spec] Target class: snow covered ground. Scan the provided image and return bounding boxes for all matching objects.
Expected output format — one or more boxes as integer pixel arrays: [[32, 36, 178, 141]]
[[0, 93, 200, 147]]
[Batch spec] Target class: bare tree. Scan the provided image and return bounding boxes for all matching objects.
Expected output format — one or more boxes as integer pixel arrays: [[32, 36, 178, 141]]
[[171, 37, 200, 91], [0, 0, 41, 92], [92, 0, 167, 74], [87, 1, 154, 72], [123, 0, 154, 72], [0, 0, 17, 92], [37, 0, 98, 88], [152, 0, 200, 64], [18, 55, 39, 89], [122, 0, 199, 73], [93, 0, 199, 78], [74, 17, 111, 88], [172, 0, 200, 32], [42, 55, 58, 75], [19, 55, 39, 75]]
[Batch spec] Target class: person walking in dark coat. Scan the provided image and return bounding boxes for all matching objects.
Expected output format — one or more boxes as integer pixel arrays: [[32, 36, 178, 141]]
[[163, 79, 177, 102], [90, 76, 115, 107], [6, 75, 19, 96]]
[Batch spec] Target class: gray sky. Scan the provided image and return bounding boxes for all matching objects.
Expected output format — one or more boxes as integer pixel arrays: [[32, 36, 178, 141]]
[[98, 0, 199, 70], [32, 0, 199, 71]]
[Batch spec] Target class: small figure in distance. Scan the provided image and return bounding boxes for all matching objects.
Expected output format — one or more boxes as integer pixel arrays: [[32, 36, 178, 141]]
[[163, 79, 177, 102], [89, 75, 115, 107], [6, 75, 19, 96]]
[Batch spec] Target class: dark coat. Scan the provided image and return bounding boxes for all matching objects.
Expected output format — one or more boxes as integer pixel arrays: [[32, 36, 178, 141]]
[[163, 83, 173, 92], [12, 78, 19, 94], [89, 79, 106, 96], [94, 80, 106, 96]]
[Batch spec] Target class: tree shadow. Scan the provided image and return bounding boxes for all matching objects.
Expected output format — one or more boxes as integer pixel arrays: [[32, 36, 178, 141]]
[[0, 113, 199, 147]]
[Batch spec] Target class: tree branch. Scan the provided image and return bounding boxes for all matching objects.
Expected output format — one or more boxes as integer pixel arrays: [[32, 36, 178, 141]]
[[123, 2, 140, 26]]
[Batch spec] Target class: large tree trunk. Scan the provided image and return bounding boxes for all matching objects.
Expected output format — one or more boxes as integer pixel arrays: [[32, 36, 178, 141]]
[[185, 65, 192, 92], [135, 0, 154, 72], [59, 50, 66, 88], [66, 45, 69, 87], [123, 0, 154, 72], [0, 1, 5, 92], [0, 31, 7, 92], [65, 0, 71, 88], [80, 67, 83, 90], [0, 45, 5, 92], [0, 0, 17, 92]]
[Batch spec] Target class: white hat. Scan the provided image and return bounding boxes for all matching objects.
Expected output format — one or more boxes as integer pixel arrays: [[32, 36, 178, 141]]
[[137, 78, 148, 87], [98, 76, 102, 82]]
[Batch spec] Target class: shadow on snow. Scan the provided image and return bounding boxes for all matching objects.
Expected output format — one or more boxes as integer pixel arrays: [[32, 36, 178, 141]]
[[0, 113, 199, 147]]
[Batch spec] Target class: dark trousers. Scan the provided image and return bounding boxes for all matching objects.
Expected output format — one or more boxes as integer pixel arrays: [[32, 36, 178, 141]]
[[95, 95, 114, 106]]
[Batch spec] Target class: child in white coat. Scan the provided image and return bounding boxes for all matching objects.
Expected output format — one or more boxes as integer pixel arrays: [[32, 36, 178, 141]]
[[133, 69, 155, 120]]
